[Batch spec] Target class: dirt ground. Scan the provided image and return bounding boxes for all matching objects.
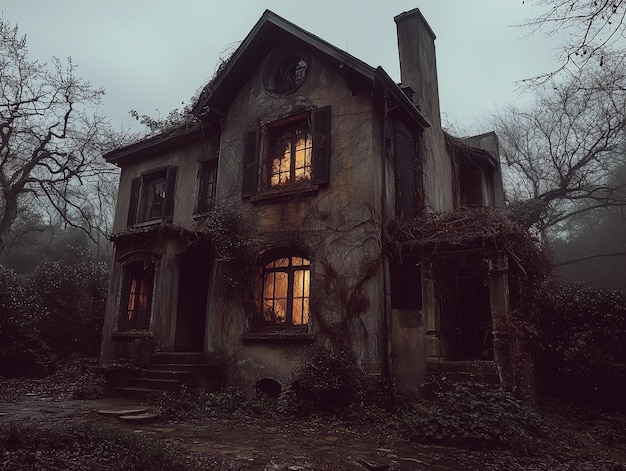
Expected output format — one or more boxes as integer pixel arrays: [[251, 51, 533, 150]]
[[1, 392, 625, 471], [0, 394, 487, 470]]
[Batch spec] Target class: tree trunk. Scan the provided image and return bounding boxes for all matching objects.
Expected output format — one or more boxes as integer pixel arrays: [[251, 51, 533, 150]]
[[0, 190, 19, 256]]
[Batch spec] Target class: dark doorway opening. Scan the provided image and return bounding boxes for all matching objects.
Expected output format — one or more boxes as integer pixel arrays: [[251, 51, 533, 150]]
[[175, 246, 211, 352], [437, 255, 493, 360]]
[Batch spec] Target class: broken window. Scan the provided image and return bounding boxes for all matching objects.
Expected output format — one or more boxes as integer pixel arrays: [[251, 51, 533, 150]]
[[119, 261, 155, 331], [256, 255, 311, 330], [195, 159, 218, 213], [242, 107, 330, 198], [127, 166, 178, 225]]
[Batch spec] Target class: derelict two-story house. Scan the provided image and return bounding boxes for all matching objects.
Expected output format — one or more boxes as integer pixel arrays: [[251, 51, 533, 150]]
[[101, 8, 515, 395]]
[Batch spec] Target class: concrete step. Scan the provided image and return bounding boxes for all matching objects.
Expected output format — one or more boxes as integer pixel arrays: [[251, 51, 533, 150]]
[[427, 359, 498, 375], [115, 386, 169, 399], [149, 352, 207, 364], [140, 369, 196, 381], [128, 377, 183, 392]]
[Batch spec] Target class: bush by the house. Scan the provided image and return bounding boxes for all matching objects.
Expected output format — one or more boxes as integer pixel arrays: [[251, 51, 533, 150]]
[[400, 382, 546, 451], [0, 251, 109, 378], [531, 281, 626, 410], [31, 253, 109, 357], [280, 347, 369, 416]]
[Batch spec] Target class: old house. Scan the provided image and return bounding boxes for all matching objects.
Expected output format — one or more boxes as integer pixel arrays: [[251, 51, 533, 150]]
[[101, 8, 520, 395]]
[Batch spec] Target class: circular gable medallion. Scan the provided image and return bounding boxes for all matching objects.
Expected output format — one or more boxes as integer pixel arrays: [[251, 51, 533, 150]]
[[264, 50, 309, 95]]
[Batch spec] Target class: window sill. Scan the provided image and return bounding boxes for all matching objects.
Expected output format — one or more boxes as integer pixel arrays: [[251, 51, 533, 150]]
[[242, 332, 315, 344], [130, 219, 163, 228], [250, 184, 318, 204], [111, 331, 153, 340]]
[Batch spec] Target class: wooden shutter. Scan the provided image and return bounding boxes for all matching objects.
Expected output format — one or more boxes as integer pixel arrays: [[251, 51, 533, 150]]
[[242, 127, 260, 198], [162, 166, 178, 223], [127, 177, 141, 226], [395, 132, 415, 220], [312, 106, 331, 185]]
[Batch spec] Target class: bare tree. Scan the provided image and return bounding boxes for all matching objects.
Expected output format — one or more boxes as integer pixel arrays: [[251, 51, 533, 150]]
[[0, 18, 119, 255], [492, 60, 626, 233], [525, 0, 626, 78]]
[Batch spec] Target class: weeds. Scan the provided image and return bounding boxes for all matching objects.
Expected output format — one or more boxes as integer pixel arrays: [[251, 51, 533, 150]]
[[400, 382, 546, 452]]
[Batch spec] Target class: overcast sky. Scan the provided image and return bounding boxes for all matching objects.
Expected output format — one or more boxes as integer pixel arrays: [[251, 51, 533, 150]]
[[1, 1, 560, 135]]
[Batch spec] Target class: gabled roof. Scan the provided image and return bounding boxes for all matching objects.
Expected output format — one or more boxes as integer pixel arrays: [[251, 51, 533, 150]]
[[106, 10, 430, 166], [192, 10, 430, 128]]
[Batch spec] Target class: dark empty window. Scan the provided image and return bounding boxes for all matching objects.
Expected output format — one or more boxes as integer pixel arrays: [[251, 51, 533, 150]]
[[127, 167, 178, 225], [142, 171, 167, 221], [196, 160, 217, 213]]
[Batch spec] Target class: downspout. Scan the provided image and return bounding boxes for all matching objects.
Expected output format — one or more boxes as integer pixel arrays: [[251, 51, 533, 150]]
[[381, 89, 392, 382]]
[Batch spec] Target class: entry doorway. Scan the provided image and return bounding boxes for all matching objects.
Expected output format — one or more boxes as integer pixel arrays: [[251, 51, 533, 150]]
[[436, 254, 493, 360], [175, 247, 211, 352]]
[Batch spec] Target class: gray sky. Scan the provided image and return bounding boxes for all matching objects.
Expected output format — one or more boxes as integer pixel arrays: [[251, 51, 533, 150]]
[[1, 1, 558, 135]]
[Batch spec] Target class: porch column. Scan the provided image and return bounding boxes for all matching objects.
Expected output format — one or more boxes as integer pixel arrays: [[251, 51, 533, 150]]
[[422, 259, 441, 359], [488, 251, 512, 389]]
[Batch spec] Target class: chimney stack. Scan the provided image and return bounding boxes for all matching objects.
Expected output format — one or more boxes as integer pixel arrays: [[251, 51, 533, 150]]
[[394, 8, 442, 128]]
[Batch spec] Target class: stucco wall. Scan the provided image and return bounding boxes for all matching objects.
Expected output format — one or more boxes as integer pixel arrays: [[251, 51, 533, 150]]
[[205, 49, 389, 388]]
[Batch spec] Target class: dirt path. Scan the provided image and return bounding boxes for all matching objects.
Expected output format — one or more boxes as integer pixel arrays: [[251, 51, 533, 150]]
[[0, 395, 486, 470]]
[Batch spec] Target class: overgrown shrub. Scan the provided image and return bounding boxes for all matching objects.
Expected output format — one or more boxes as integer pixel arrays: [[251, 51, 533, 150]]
[[531, 281, 626, 410], [280, 347, 369, 416], [30, 252, 109, 357], [0, 265, 43, 342], [400, 382, 545, 451], [0, 265, 51, 378]]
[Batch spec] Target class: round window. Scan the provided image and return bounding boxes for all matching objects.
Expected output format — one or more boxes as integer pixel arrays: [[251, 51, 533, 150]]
[[264, 51, 308, 95]]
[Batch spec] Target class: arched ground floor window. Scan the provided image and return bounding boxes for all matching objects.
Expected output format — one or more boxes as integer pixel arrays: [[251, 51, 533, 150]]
[[254, 253, 311, 331], [119, 260, 155, 331]]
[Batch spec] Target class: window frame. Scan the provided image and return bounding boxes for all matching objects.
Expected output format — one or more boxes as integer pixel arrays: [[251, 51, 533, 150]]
[[242, 106, 330, 200], [118, 260, 155, 332], [127, 166, 178, 226], [194, 159, 218, 214], [251, 251, 312, 333]]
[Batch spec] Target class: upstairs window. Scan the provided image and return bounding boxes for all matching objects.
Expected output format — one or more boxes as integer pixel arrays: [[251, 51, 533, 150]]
[[142, 172, 167, 221], [127, 166, 178, 225], [195, 159, 218, 214], [254, 254, 311, 331], [267, 118, 312, 187], [242, 107, 331, 199]]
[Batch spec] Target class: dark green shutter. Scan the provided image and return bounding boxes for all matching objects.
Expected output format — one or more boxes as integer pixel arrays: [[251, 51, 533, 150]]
[[242, 128, 260, 198], [312, 106, 331, 185], [127, 177, 141, 226], [162, 166, 178, 222]]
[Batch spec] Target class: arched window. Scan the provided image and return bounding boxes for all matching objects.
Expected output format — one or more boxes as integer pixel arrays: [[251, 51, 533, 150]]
[[256, 254, 311, 330], [119, 260, 155, 331]]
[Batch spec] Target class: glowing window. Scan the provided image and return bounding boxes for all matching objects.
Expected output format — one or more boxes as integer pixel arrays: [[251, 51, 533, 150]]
[[120, 262, 154, 331], [268, 120, 312, 187], [261, 256, 310, 328]]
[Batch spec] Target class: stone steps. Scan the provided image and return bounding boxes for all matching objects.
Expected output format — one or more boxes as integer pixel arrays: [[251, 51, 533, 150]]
[[115, 351, 224, 397]]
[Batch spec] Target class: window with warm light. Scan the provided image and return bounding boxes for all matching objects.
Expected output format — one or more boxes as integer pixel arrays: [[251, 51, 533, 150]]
[[267, 119, 312, 187], [119, 261, 154, 331], [241, 106, 330, 199], [259, 256, 310, 329]]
